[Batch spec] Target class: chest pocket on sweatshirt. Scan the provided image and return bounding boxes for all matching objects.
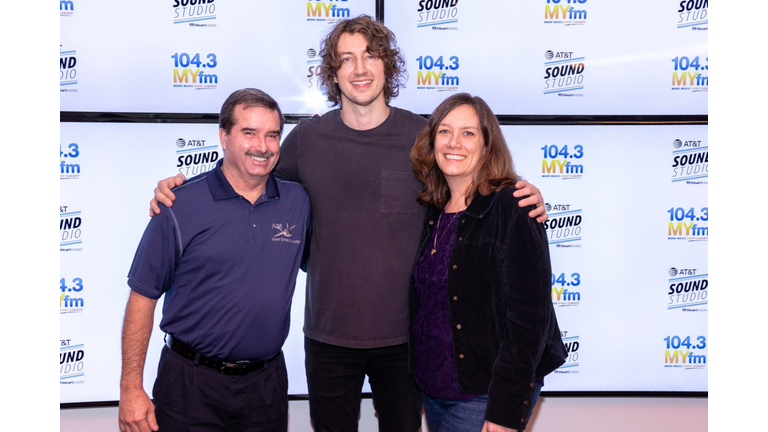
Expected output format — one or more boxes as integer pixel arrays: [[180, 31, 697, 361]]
[[380, 171, 420, 214]]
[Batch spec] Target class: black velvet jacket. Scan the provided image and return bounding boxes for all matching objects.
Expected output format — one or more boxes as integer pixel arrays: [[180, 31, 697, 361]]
[[409, 188, 567, 430]]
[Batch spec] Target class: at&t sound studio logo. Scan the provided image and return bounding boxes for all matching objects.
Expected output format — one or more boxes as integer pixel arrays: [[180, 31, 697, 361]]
[[60, 340, 86, 384], [173, 0, 217, 26], [667, 206, 708, 242], [667, 268, 707, 312], [176, 138, 219, 177], [544, 50, 585, 96], [172, 52, 219, 89], [306, 47, 323, 93], [60, 0, 74, 17], [671, 139, 707, 184], [60, 206, 83, 252], [544, 0, 588, 26], [555, 331, 579, 374], [541, 143, 584, 179], [543, 203, 582, 247], [307, 0, 353, 23], [60, 46, 78, 92], [416, 0, 459, 30], [677, 0, 707, 30], [664, 335, 706, 370], [60, 277, 85, 314]]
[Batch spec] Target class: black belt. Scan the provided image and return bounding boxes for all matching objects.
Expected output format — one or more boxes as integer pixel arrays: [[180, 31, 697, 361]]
[[165, 334, 281, 376]]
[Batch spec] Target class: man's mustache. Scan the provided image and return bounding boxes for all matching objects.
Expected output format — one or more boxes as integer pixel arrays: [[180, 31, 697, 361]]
[[246, 150, 275, 159]]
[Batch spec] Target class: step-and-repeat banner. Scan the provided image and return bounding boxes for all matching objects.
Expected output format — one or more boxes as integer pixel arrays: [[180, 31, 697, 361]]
[[60, 122, 708, 402], [386, 0, 708, 115], [61, 0, 707, 403], [61, 0, 707, 115]]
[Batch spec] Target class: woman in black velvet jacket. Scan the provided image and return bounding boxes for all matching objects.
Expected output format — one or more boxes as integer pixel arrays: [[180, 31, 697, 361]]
[[409, 93, 567, 432]]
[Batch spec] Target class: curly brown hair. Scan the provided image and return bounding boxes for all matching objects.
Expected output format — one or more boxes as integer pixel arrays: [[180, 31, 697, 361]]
[[318, 15, 407, 106], [410, 93, 520, 209]]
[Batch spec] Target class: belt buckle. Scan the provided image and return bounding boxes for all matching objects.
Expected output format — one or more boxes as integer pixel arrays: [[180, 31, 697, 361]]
[[222, 361, 242, 369], [222, 361, 251, 375]]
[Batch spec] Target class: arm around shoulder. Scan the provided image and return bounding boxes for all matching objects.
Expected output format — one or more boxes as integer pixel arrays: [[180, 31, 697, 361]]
[[512, 179, 548, 222], [150, 173, 186, 217]]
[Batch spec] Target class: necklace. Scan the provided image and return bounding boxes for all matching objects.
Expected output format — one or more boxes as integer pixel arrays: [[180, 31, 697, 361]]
[[431, 210, 460, 255]]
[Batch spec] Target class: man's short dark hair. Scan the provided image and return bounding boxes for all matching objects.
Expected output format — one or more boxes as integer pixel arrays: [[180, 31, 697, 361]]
[[319, 15, 407, 106], [219, 88, 284, 135]]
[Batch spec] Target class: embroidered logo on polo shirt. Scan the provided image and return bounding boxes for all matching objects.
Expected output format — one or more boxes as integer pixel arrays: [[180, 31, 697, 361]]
[[272, 223, 301, 244]]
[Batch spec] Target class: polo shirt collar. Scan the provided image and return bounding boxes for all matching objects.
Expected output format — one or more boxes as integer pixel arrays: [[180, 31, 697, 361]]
[[206, 159, 280, 201]]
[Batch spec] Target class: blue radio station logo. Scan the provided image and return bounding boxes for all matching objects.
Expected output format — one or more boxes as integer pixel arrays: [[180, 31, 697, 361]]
[[671, 55, 708, 92], [541, 144, 584, 179], [664, 335, 706, 370], [677, 0, 707, 30], [667, 268, 707, 312], [172, 52, 219, 89], [60, 0, 74, 17], [555, 331, 579, 373], [173, 0, 216, 26], [543, 204, 582, 247], [307, 0, 353, 23], [60, 142, 81, 180], [60, 47, 78, 91], [544, 51, 585, 96], [551, 272, 581, 307], [544, 0, 588, 26], [60, 206, 83, 251], [414, 54, 461, 92], [416, 0, 459, 30], [671, 139, 707, 184], [60, 277, 85, 314], [60, 340, 85, 384], [667, 206, 708, 242], [176, 138, 219, 177]]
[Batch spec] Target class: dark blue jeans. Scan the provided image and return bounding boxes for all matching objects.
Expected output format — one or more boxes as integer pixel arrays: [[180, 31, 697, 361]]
[[421, 381, 542, 431], [304, 337, 422, 432]]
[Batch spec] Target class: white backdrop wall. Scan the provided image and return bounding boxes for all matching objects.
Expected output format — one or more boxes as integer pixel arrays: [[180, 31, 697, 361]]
[[60, 0, 708, 115], [60, 122, 708, 402], [60, 0, 707, 405]]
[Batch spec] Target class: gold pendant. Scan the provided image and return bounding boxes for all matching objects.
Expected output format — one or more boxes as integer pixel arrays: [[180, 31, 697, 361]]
[[431, 249, 436, 255]]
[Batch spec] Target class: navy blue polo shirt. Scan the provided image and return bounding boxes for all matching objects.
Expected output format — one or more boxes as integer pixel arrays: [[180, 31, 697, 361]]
[[127, 160, 311, 361]]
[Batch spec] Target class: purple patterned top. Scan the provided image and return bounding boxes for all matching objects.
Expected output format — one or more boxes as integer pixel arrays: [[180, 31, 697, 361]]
[[411, 211, 479, 400]]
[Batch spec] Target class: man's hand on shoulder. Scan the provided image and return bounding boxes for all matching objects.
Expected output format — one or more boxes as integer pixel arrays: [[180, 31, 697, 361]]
[[149, 173, 186, 217], [118, 387, 158, 432], [513, 179, 548, 223]]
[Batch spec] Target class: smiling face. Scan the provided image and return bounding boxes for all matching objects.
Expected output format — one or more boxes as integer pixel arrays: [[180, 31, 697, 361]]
[[333, 32, 387, 110], [433, 104, 486, 193], [219, 104, 281, 191]]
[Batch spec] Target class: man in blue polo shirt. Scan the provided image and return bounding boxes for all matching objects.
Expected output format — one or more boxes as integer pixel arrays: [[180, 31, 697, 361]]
[[118, 88, 311, 432]]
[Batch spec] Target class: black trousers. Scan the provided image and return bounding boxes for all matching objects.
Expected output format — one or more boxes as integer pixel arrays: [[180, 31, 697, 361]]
[[153, 346, 288, 431], [304, 337, 422, 432]]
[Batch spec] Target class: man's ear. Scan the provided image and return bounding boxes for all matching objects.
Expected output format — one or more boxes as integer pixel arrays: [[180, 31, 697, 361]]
[[219, 128, 228, 151]]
